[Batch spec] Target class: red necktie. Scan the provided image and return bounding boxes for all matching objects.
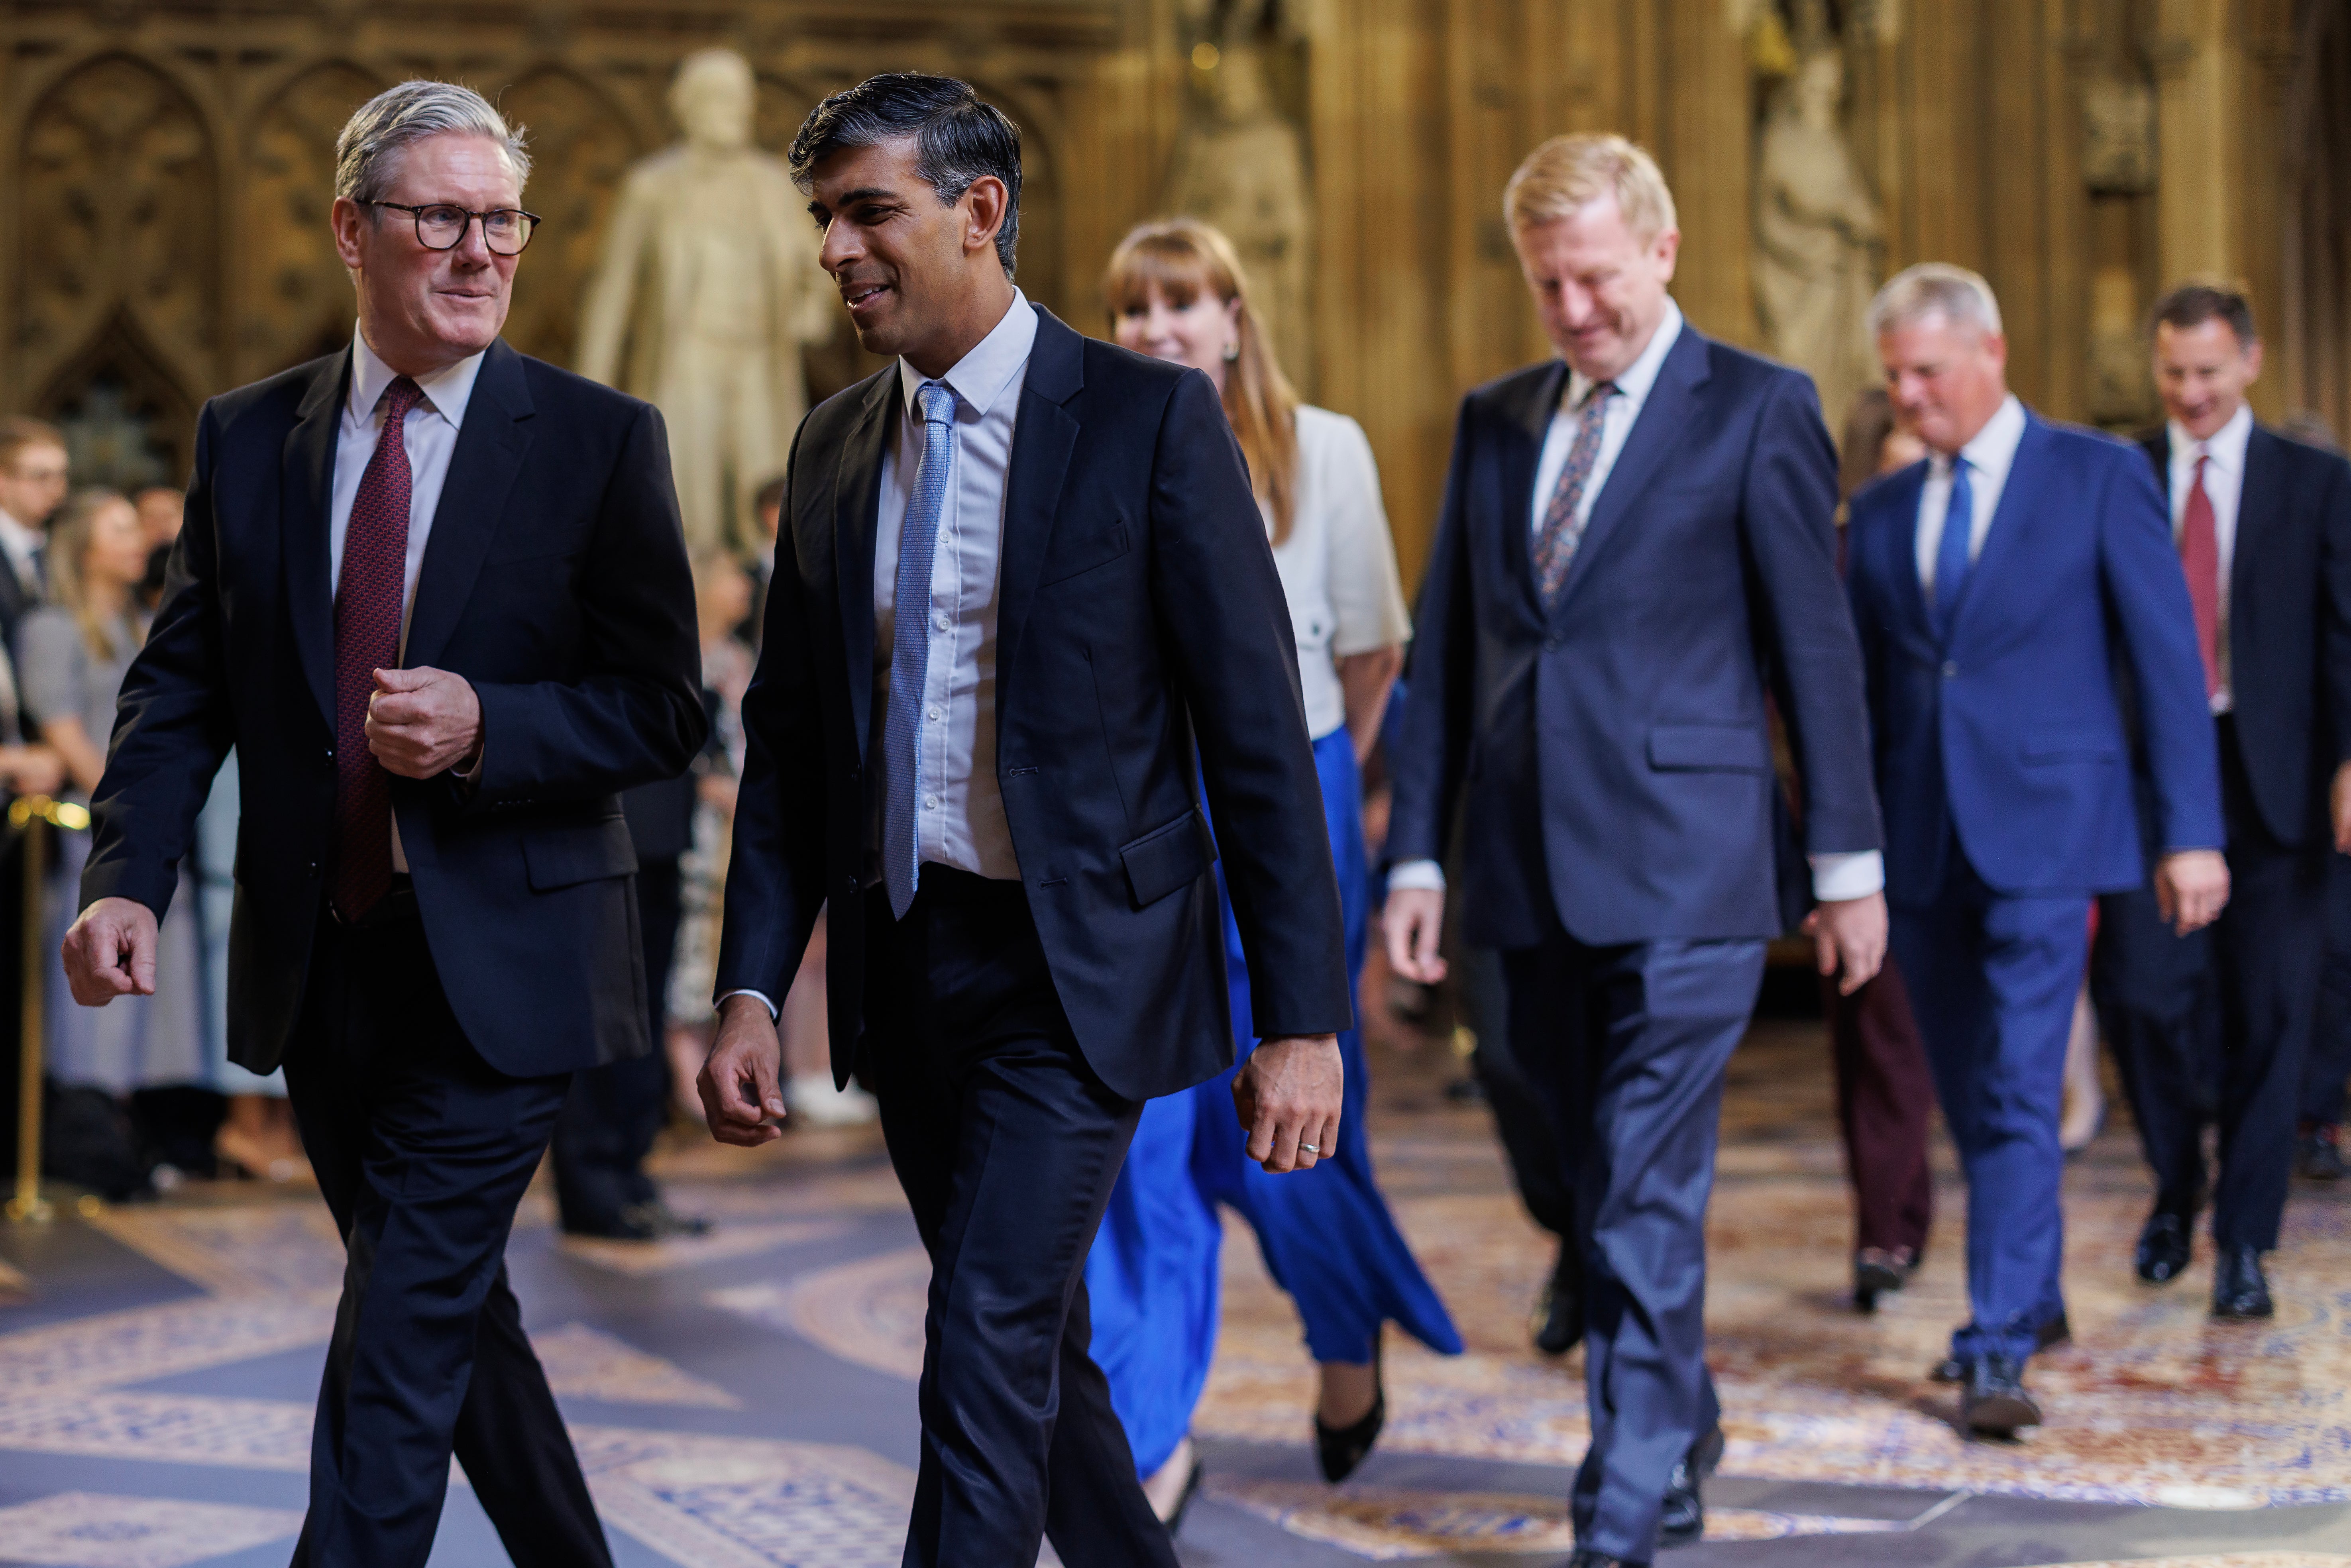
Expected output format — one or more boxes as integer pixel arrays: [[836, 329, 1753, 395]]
[[332, 376, 422, 921], [2179, 451, 2221, 701]]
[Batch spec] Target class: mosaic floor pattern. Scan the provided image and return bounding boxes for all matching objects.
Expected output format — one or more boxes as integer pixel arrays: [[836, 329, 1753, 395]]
[[4, 1014, 2349, 1564]]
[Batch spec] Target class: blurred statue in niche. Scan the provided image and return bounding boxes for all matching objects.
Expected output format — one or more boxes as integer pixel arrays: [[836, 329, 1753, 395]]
[[578, 48, 834, 555], [1169, 43, 1314, 388], [1753, 47, 1884, 434]]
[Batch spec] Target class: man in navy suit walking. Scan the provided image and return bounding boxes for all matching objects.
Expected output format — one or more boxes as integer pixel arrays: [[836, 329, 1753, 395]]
[[1847, 264, 2228, 1436], [2093, 282, 2351, 1316], [697, 75, 1351, 1567], [1385, 134, 1885, 1568]]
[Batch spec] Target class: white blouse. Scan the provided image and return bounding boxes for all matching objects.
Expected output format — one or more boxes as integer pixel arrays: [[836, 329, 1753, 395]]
[[1265, 405, 1413, 740]]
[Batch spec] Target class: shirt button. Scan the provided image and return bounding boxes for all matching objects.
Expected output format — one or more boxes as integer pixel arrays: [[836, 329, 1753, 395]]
[[1942, 661, 1959, 678], [935, 612, 951, 632], [924, 794, 940, 810], [926, 706, 941, 721]]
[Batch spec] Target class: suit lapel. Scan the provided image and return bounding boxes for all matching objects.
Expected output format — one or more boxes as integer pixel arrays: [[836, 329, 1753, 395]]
[[400, 340, 534, 673], [834, 369, 897, 764], [1502, 361, 1567, 621], [281, 349, 350, 732], [1549, 327, 1711, 622], [2232, 425, 2282, 642], [995, 309, 1084, 724], [1946, 412, 2049, 644]]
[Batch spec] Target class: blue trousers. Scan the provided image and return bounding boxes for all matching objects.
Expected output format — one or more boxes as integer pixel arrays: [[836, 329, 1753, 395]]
[[1085, 728, 1461, 1476], [1891, 844, 2085, 1364]]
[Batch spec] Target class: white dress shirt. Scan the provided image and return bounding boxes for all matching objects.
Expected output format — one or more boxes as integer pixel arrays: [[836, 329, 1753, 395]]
[[0, 507, 43, 600], [726, 293, 1038, 1021], [1394, 299, 1884, 904], [1273, 406, 1413, 740], [871, 290, 1037, 884], [332, 325, 487, 869], [1914, 392, 2028, 598], [2166, 401, 2251, 713]]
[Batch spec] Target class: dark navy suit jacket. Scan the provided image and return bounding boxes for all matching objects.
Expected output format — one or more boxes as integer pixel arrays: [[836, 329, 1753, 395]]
[[81, 340, 708, 1077], [713, 308, 1352, 1102], [1846, 409, 2222, 903], [2135, 424, 2351, 848], [1386, 324, 1882, 948]]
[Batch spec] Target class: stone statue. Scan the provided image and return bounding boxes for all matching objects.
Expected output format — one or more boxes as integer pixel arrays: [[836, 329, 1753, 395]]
[[578, 49, 834, 555], [1168, 44, 1314, 385], [1753, 48, 1885, 436]]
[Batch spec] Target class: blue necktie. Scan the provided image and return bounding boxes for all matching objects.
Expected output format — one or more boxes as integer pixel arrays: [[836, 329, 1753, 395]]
[[1933, 455, 1974, 635], [884, 381, 956, 919]]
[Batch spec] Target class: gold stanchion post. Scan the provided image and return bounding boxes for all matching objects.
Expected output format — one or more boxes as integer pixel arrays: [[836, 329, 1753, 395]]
[[8, 795, 89, 1225]]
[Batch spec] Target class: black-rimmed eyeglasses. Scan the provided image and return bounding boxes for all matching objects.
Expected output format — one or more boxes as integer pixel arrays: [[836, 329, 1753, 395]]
[[365, 201, 541, 255]]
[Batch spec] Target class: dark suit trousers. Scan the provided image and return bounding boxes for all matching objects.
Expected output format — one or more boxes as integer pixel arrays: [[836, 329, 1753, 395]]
[[552, 856, 682, 1228], [2303, 850, 2351, 1127], [2094, 724, 2324, 1249], [1892, 843, 2084, 1364], [1500, 922, 1764, 1564], [1825, 959, 1937, 1260], [857, 868, 1174, 1568], [281, 889, 609, 1568]]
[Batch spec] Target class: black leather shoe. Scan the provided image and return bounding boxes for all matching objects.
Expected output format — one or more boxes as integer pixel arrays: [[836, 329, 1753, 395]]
[[1314, 1345, 1385, 1483], [1931, 1312, 2066, 1383], [1960, 1352, 2041, 1437], [1853, 1247, 1914, 1313], [2211, 1245, 2274, 1319], [1658, 1423, 1724, 1546], [1534, 1240, 1584, 1356], [2300, 1123, 2347, 1181], [1565, 1551, 1631, 1568], [2135, 1209, 2192, 1283]]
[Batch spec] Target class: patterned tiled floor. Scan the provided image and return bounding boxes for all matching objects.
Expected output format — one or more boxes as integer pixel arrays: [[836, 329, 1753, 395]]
[[3, 999, 2350, 1565]]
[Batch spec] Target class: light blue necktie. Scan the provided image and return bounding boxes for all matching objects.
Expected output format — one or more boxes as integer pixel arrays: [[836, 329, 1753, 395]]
[[883, 381, 955, 919], [1932, 455, 1974, 636]]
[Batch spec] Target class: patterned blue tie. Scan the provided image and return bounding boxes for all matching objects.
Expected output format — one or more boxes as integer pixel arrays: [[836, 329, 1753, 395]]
[[884, 381, 956, 919], [1933, 455, 1975, 636]]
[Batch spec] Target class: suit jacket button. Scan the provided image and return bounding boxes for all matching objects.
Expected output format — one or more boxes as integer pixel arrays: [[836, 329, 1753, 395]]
[[845, 873, 860, 891], [1942, 661, 1959, 678], [1544, 636, 1561, 652], [847, 764, 862, 783]]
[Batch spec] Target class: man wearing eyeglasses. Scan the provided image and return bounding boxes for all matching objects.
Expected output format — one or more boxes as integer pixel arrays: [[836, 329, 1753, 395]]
[[62, 80, 704, 1568]]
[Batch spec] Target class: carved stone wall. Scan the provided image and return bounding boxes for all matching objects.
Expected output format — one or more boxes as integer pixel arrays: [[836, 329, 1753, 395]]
[[0, 0, 2329, 578]]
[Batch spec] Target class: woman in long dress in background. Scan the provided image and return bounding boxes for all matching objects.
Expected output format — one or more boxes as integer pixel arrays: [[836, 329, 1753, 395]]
[[1085, 217, 1462, 1526]]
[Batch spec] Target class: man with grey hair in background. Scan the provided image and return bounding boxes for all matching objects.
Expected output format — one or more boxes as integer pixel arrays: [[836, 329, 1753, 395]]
[[1845, 262, 2224, 1436], [61, 80, 704, 1564]]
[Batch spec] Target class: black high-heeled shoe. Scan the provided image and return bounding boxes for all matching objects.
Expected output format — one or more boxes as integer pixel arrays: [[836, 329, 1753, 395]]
[[1314, 1341, 1385, 1484]]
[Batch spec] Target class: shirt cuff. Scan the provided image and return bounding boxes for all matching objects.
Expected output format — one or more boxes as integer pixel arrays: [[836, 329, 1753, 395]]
[[1810, 850, 1885, 903], [719, 988, 779, 1020], [1386, 859, 1446, 893]]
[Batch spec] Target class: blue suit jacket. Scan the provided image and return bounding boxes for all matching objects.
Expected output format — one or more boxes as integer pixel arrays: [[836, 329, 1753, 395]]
[[1386, 325, 1882, 948], [82, 340, 709, 1077], [713, 308, 1351, 1101], [1846, 410, 2222, 904]]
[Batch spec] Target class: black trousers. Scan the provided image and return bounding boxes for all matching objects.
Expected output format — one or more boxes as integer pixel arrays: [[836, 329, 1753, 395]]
[[2303, 850, 2351, 1127], [1501, 919, 1763, 1564], [2093, 722, 2326, 1250], [857, 868, 1174, 1568], [552, 856, 682, 1230], [282, 888, 610, 1568]]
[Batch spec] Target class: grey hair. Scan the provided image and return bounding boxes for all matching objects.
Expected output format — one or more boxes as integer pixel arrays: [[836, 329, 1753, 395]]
[[1868, 262, 2003, 338], [335, 80, 532, 207]]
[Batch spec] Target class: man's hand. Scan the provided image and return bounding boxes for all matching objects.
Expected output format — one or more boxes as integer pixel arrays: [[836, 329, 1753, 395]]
[[1231, 1033, 1342, 1174], [1383, 887, 1448, 984], [364, 667, 483, 779], [1805, 891, 1888, 996], [62, 896, 159, 1007], [2332, 760, 2351, 854], [0, 744, 65, 798], [697, 993, 788, 1147], [2153, 848, 2231, 936]]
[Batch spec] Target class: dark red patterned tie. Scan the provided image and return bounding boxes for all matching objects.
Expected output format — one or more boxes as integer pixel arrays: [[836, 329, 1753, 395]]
[[332, 376, 422, 921], [2180, 452, 2222, 701]]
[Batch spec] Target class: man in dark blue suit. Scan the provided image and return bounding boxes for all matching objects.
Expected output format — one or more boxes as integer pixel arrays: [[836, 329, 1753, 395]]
[[1385, 134, 1885, 1568], [61, 83, 705, 1566], [1848, 264, 2228, 1437], [2092, 283, 2351, 1314], [697, 75, 1351, 1567]]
